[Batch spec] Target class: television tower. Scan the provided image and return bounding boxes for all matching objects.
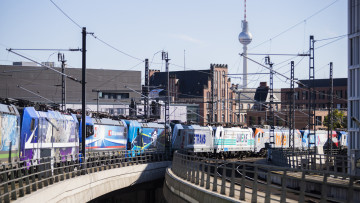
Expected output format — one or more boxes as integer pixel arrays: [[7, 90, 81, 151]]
[[238, 0, 252, 89]]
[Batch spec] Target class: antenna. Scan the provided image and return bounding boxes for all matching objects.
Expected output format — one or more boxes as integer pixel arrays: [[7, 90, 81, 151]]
[[244, 0, 247, 21]]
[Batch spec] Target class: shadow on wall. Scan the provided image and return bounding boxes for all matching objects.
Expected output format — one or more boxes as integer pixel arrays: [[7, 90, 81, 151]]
[[89, 178, 167, 203]]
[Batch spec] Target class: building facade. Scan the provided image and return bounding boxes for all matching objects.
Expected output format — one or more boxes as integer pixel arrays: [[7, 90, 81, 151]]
[[149, 64, 240, 125], [0, 64, 141, 114], [348, 0, 360, 175], [281, 78, 347, 111]]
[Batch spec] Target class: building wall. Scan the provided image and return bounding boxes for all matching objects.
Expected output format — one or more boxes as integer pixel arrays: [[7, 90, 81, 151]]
[[281, 84, 347, 111], [246, 110, 346, 130], [203, 64, 237, 125], [348, 0, 360, 174], [0, 65, 141, 106]]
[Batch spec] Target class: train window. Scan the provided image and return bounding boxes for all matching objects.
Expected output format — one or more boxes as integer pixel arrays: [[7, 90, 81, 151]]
[[220, 132, 222, 137], [30, 119, 35, 131], [262, 133, 264, 138], [86, 125, 94, 137], [137, 129, 143, 147]]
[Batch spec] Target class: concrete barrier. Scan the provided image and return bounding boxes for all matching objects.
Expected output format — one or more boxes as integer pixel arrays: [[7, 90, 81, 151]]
[[163, 167, 241, 203], [15, 161, 171, 203]]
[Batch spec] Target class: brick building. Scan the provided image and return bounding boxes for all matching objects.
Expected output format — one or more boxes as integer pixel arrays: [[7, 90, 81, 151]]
[[149, 64, 240, 125], [281, 78, 347, 110]]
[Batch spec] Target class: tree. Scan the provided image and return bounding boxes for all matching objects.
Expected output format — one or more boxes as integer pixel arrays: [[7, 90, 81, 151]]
[[323, 109, 347, 129]]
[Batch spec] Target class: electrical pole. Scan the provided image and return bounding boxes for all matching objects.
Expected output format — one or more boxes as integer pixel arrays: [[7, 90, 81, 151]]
[[81, 27, 86, 163], [58, 53, 66, 112], [327, 62, 333, 154], [308, 35, 316, 156], [265, 56, 275, 148], [144, 59, 149, 119], [162, 51, 170, 154], [210, 64, 215, 125], [289, 61, 295, 153]]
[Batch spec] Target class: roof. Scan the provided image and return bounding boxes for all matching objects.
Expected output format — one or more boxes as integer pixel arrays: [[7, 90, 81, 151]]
[[150, 70, 211, 98], [299, 78, 347, 88]]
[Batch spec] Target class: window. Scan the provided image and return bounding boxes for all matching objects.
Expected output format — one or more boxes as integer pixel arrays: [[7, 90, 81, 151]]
[[294, 92, 299, 100], [247, 104, 251, 109], [100, 93, 129, 99], [319, 91, 326, 99], [315, 116, 322, 126], [302, 91, 308, 100], [336, 90, 343, 98]]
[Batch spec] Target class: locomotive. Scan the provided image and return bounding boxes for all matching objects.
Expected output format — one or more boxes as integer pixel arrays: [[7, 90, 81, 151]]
[[0, 102, 167, 164]]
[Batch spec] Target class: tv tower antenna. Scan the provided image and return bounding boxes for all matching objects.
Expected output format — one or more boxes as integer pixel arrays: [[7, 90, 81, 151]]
[[238, 0, 252, 89]]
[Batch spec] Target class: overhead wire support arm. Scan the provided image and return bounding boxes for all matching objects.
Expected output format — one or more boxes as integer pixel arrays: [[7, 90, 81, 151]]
[[6, 48, 82, 84], [8, 48, 81, 52], [246, 53, 310, 56]]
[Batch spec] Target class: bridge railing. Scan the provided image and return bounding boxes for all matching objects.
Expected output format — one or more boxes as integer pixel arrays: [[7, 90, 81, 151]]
[[270, 148, 350, 175], [0, 150, 169, 202], [172, 150, 359, 203]]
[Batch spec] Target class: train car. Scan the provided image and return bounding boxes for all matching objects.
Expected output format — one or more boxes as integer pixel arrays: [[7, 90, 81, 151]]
[[20, 107, 79, 161], [125, 120, 142, 151], [301, 130, 338, 153], [138, 122, 166, 151], [337, 131, 348, 149], [172, 124, 214, 154], [253, 127, 302, 155], [0, 103, 20, 164], [213, 126, 254, 157], [84, 118, 127, 152], [171, 123, 188, 151]]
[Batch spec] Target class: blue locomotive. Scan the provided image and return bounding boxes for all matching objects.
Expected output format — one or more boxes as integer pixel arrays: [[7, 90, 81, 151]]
[[0, 102, 168, 164]]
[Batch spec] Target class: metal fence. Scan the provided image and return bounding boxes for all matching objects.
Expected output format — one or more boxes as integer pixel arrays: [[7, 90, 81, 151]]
[[0, 150, 169, 203], [270, 148, 350, 175], [172, 150, 359, 203]]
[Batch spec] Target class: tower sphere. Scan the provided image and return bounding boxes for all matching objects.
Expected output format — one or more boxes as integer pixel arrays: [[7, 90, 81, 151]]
[[238, 21, 252, 45]]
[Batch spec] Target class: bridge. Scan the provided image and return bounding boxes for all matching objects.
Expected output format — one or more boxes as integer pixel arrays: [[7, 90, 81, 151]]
[[1, 149, 359, 203]]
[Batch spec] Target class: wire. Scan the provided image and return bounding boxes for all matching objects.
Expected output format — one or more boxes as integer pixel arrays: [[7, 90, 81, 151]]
[[89, 33, 144, 62], [316, 36, 347, 50], [250, 0, 340, 51], [49, 0, 82, 29], [315, 34, 348, 42]]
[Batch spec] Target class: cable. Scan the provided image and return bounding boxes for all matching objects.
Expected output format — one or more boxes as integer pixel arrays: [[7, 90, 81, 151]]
[[250, 0, 340, 51], [90, 33, 144, 62], [49, 0, 82, 29], [50, 1, 145, 63], [315, 34, 348, 42], [316, 36, 347, 50]]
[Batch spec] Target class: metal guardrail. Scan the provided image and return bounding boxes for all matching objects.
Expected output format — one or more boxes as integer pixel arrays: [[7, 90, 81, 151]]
[[0, 150, 170, 203], [270, 148, 350, 175], [172, 150, 359, 203]]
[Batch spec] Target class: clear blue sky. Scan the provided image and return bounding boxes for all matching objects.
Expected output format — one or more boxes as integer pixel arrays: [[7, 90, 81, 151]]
[[0, 0, 347, 89]]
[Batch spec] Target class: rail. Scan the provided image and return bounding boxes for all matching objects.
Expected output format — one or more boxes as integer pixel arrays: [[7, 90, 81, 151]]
[[172, 150, 359, 203], [0, 150, 170, 202]]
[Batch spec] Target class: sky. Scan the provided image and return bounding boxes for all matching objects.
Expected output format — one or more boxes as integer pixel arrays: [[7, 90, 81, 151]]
[[0, 0, 347, 89]]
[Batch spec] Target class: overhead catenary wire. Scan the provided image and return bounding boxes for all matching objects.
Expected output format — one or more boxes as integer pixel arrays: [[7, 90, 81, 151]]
[[89, 33, 144, 62], [49, 0, 82, 29], [249, 0, 340, 51]]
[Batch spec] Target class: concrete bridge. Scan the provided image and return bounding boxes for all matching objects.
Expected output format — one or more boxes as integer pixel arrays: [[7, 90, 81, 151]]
[[1, 150, 359, 203]]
